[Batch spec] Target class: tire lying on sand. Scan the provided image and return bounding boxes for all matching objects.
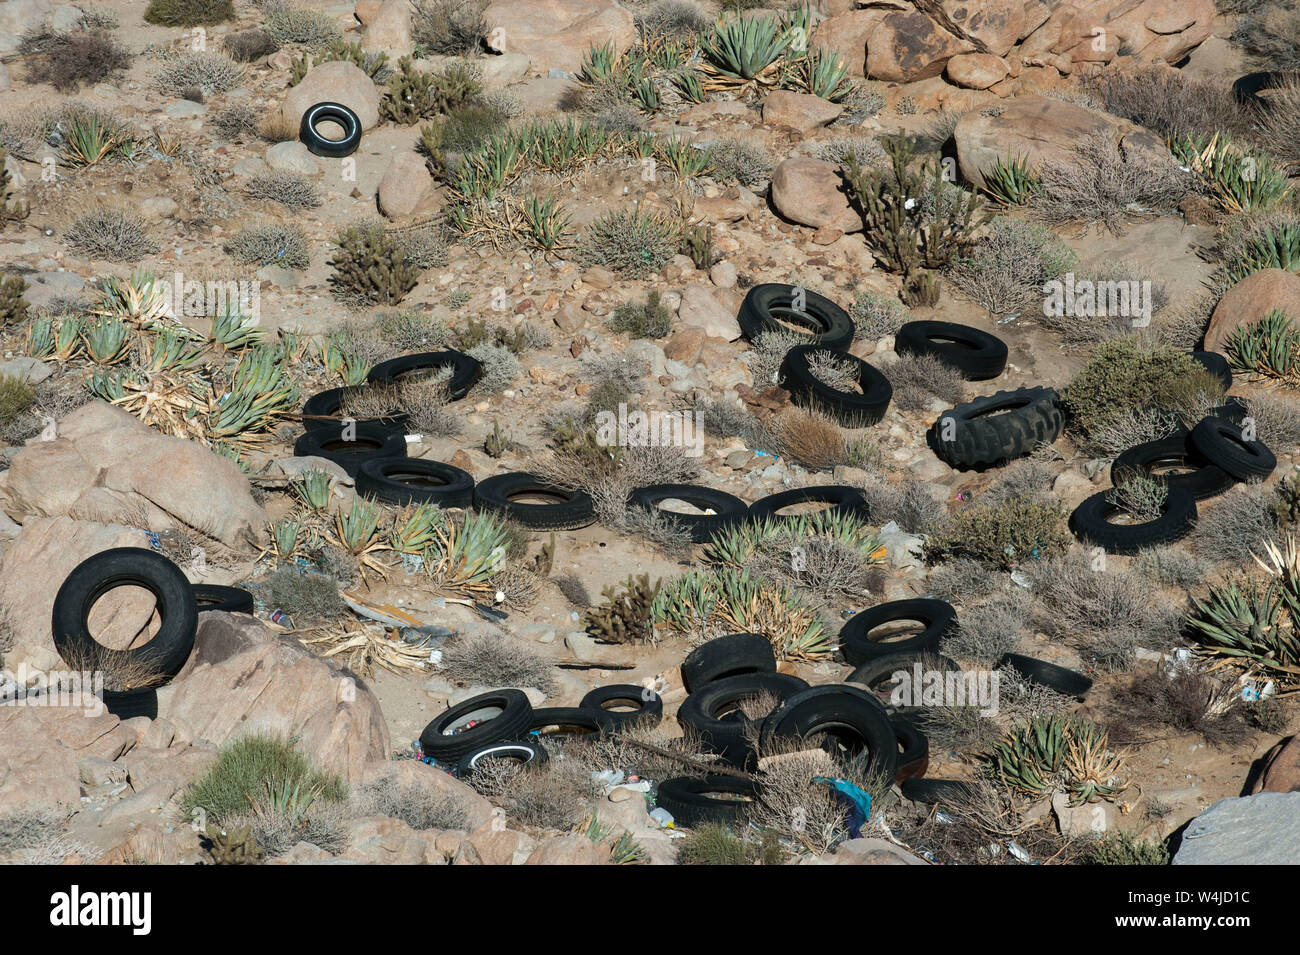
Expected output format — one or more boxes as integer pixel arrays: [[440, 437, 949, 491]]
[[655, 775, 764, 828], [845, 650, 963, 717], [1111, 434, 1235, 502], [1189, 416, 1277, 482], [454, 739, 549, 778], [760, 685, 900, 782], [301, 386, 410, 431], [580, 684, 664, 729], [737, 283, 855, 351], [839, 599, 958, 666], [294, 422, 407, 479], [676, 672, 810, 767], [299, 102, 362, 158], [419, 689, 533, 765], [997, 653, 1093, 700], [366, 350, 483, 401], [780, 344, 893, 427], [357, 457, 475, 508], [927, 387, 1063, 471], [52, 548, 198, 682], [681, 633, 777, 693], [626, 484, 748, 543], [193, 585, 255, 615], [895, 320, 1008, 381], [1068, 485, 1197, 555], [748, 485, 870, 523], [474, 472, 596, 530]]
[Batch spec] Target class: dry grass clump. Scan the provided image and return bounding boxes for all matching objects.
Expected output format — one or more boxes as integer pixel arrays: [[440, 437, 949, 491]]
[[1193, 485, 1282, 564], [55, 639, 169, 693], [439, 632, 557, 694], [352, 775, 472, 831], [244, 171, 322, 211], [1107, 663, 1247, 748], [21, 29, 132, 92], [888, 352, 966, 411], [64, 209, 158, 262], [942, 591, 1030, 665], [411, 0, 487, 55], [765, 406, 848, 470], [467, 757, 597, 832], [1087, 64, 1250, 141], [151, 51, 244, 94], [852, 469, 946, 534]]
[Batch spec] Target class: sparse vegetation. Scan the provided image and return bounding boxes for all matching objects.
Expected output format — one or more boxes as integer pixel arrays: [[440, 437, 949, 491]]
[[64, 209, 158, 262]]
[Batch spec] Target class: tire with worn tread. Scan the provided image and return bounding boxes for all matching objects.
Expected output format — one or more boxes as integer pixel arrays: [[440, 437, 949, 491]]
[[193, 585, 254, 614], [357, 457, 474, 508], [998, 653, 1092, 699], [419, 689, 533, 765], [927, 387, 1063, 471], [761, 684, 899, 781], [677, 672, 810, 767], [839, 599, 957, 665], [1189, 416, 1276, 482], [528, 707, 614, 741], [366, 350, 482, 400], [845, 651, 962, 717], [748, 485, 869, 523], [627, 484, 748, 543], [580, 685, 663, 729], [454, 739, 548, 778], [1111, 434, 1236, 502], [301, 386, 408, 431], [294, 423, 407, 479], [655, 775, 762, 828]]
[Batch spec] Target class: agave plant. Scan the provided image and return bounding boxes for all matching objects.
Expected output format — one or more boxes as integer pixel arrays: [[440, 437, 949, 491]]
[[94, 271, 174, 327], [253, 777, 322, 825], [333, 498, 388, 577], [87, 368, 128, 401], [61, 112, 130, 167], [80, 315, 131, 364], [627, 61, 660, 113], [389, 502, 444, 554], [53, 316, 83, 361], [673, 69, 706, 103], [210, 305, 263, 350], [651, 569, 718, 633], [713, 567, 832, 660], [523, 194, 571, 252], [655, 136, 714, 179], [1171, 132, 1289, 214], [144, 326, 205, 373], [432, 510, 509, 597], [26, 316, 54, 358], [988, 715, 1128, 805], [291, 469, 333, 511], [1227, 220, 1300, 283], [982, 155, 1041, 206], [1191, 556, 1300, 682], [271, 517, 301, 561], [578, 41, 619, 84], [1225, 308, 1300, 379], [699, 14, 791, 85], [781, 47, 853, 102], [206, 346, 297, 446]]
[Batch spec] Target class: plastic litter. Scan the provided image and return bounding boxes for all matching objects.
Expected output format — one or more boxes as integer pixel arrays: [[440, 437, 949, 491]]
[[270, 609, 293, 628], [649, 807, 674, 828], [1006, 841, 1034, 864]]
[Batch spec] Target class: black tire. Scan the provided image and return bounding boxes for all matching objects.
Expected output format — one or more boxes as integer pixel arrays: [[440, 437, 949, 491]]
[[1189, 416, 1277, 482], [900, 777, 979, 806], [357, 457, 474, 508], [1069, 486, 1197, 555], [52, 548, 197, 682], [100, 688, 159, 721], [301, 386, 409, 431], [748, 485, 869, 523], [681, 633, 776, 694], [299, 101, 362, 158], [192, 585, 254, 615], [419, 690, 533, 765], [1111, 434, 1236, 502], [927, 387, 1063, 471], [454, 739, 549, 778], [895, 320, 1008, 381], [780, 344, 893, 427], [738, 283, 854, 351], [655, 775, 762, 828], [1233, 71, 1299, 110], [1190, 351, 1233, 391], [761, 685, 899, 782], [294, 423, 407, 479], [474, 472, 595, 530], [845, 651, 962, 717], [366, 350, 482, 401], [998, 653, 1093, 700], [528, 707, 614, 741], [676, 672, 810, 767], [839, 599, 957, 666], [893, 717, 929, 782], [626, 484, 748, 543], [580, 685, 664, 729]]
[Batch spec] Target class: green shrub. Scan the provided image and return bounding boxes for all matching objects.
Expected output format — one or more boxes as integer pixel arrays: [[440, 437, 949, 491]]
[[849, 289, 909, 340], [0, 374, 35, 430], [1061, 340, 1202, 439], [1085, 831, 1170, 864], [264, 4, 341, 50], [144, 0, 234, 27], [608, 291, 673, 339], [676, 824, 756, 864], [182, 734, 344, 826], [575, 207, 680, 278], [948, 217, 1075, 317], [225, 224, 311, 269], [330, 221, 421, 306], [923, 495, 1070, 570], [0, 274, 28, 326], [439, 102, 509, 153], [382, 56, 480, 124]]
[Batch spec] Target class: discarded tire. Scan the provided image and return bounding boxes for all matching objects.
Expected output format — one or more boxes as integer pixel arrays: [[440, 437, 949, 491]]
[[1069, 486, 1197, 555], [839, 599, 957, 665], [900, 777, 978, 806], [927, 387, 1063, 471], [528, 707, 613, 740], [419, 689, 533, 765], [681, 633, 776, 693], [192, 585, 254, 615], [626, 484, 748, 543], [998, 653, 1092, 700], [1190, 351, 1233, 391], [580, 684, 663, 729], [1111, 434, 1235, 502], [52, 548, 198, 682], [845, 650, 962, 717], [99, 688, 159, 721], [748, 485, 870, 523], [474, 472, 596, 530], [1189, 416, 1276, 482], [455, 739, 549, 778], [893, 717, 930, 782], [781, 344, 893, 427], [655, 775, 763, 828], [895, 320, 1008, 380], [1233, 71, 1299, 110], [367, 350, 483, 401], [676, 672, 810, 767], [762, 685, 899, 782], [299, 102, 362, 158], [301, 386, 409, 431], [737, 283, 854, 351], [357, 457, 474, 508], [294, 423, 407, 479]]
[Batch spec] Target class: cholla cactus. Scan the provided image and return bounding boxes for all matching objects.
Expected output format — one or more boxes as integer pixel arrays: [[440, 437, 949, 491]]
[[583, 573, 660, 645]]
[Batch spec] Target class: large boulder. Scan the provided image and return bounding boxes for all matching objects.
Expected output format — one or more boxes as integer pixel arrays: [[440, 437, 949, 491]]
[[0, 402, 268, 550], [1173, 792, 1300, 864], [378, 150, 434, 219], [280, 60, 382, 132], [953, 95, 1167, 190], [1249, 735, 1300, 795], [361, 0, 414, 55], [158, 613, 390, 783], [1020, 0, 1214, 72], [1205, 269, 1300, 354], [762, 89, 842, 133], [946, 52, 1009, 89], [939, 0, 1049, 57], [676, 284, 743, 342], [865, 9, 973, 82], [810, 9, 889, 76], [770, 157, 864, 233], [483, 0, 635, 74]]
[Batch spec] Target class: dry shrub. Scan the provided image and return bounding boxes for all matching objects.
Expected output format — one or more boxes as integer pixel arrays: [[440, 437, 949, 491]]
[[1193, 484, 1282, 564], [23, 30, 132, 92], [851, 469, 946, 534], [942, 590, 1030, 665], [1087, 64, 1250, 141], [888, 352, 966, 411], [468, 757, 597, 832], [926, 557, 1002, 604], [352, 775, 472, 831], [439, 632, 557, 694], [55, 639, 168, 692], [765, 406, 846, 470], [1108, 663, 1247, 747]]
